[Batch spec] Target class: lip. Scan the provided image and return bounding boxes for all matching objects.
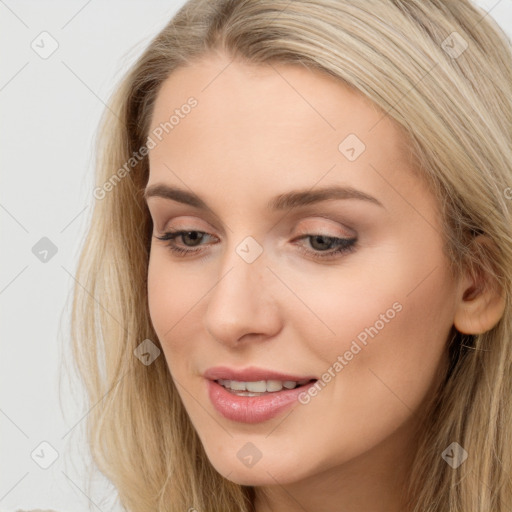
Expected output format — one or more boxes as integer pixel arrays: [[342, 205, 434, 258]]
[[203, 365, 317, 382], [204, 366, 317, 424], [206, 380, 316, 424]]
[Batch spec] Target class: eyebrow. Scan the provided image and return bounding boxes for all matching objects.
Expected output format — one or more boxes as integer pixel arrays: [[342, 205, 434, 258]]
[[143, 183, 384, 212]]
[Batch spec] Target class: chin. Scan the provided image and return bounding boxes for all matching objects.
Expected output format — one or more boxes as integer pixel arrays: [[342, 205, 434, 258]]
[[208, 453, 306, 486]]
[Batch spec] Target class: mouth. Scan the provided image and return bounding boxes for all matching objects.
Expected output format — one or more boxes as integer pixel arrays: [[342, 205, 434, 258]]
[[203, 366, 319, 423], [214, 378, 317, 396], [205, 370, 319, 423]]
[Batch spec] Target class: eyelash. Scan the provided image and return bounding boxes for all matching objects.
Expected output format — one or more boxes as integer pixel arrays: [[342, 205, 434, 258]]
[[154, 229, 357, 261]]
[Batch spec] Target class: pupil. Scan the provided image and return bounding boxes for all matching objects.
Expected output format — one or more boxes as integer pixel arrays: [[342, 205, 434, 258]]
[[184, 231, 202, 246], [311, 235, 331, 251]]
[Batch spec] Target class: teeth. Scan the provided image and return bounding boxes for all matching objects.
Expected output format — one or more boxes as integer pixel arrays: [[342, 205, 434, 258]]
[[230, 380, 246, 391], [266, 380, 283, 392], [246, 380, 268, 392], [217, 379, 311, 392]]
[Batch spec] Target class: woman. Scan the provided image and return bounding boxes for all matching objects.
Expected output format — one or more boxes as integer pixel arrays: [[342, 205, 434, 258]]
[[70, 1, 512, 510]]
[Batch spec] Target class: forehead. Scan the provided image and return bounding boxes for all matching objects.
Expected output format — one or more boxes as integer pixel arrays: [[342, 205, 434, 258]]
[[147, 53, 419, 208], [149, 52, 408, 151]]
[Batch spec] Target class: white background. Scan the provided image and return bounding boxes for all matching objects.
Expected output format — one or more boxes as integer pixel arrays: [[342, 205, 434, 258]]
[[1, 1, 511, 511]]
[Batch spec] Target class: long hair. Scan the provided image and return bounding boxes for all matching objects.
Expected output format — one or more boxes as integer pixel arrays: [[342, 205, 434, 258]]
[[67, 1, 512, 510]]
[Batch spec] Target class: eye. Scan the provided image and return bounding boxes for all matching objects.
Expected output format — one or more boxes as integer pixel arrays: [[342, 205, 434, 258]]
[[154, 230, 216, 256], [292, 233, 357, 260], [154, 229, 357, 261]]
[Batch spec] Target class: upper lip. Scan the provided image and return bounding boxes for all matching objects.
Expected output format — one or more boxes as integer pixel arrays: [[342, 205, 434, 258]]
[[203, 366, 317, 382]]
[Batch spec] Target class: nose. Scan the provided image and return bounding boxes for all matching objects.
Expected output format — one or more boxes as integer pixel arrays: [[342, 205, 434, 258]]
[[204, 247, 282, 347]]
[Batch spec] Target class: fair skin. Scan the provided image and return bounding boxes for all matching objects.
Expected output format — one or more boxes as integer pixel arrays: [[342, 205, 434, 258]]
[[144, 50, 504, 512]]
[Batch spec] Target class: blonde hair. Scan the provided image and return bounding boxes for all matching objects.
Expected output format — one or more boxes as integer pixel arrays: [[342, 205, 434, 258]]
[[67, 1, 512, 510]]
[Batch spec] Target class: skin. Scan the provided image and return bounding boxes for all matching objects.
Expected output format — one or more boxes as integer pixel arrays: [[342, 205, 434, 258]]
[[144, 50, 503, 512]]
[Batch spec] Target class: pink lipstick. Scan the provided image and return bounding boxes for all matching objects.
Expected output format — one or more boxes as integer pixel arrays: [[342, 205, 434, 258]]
[[204, 366, 317, 424]]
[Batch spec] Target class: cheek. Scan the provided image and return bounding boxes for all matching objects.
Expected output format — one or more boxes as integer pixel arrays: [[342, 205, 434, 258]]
[[147, 253, 199, 365], [148, 258, 174, 335], [262, 262, 454, 476], [299, 256, 454, 434]]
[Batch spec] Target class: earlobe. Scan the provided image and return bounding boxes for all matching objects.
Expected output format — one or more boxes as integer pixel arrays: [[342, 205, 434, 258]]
[[453, 236, 506, 335]]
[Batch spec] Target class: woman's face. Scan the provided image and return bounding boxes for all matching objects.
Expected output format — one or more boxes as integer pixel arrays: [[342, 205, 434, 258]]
[[145, 51, 458, 489]]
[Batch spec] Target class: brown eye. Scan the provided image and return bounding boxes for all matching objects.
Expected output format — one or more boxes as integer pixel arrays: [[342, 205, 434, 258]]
[[155, 230, 217, 256], [179, 231, 205, 247], [293, 234, 357, 260], [308, 235, 337, 251]]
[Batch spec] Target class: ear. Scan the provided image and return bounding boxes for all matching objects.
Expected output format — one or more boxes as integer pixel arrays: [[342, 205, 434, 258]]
[[453, 235, 506, 335]]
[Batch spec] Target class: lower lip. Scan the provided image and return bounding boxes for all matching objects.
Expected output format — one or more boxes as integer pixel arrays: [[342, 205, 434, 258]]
[[206, 379, 316, 424]]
